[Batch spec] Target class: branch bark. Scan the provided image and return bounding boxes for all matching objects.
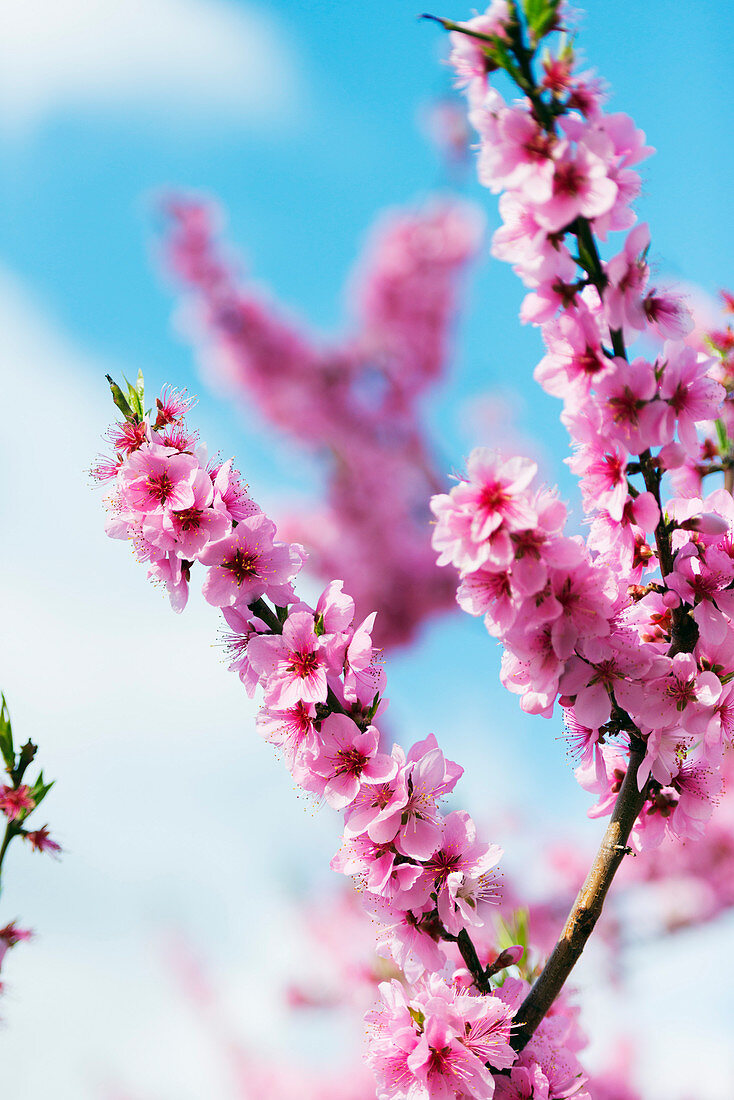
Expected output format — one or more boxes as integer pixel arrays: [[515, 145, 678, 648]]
[[511, 736, 647, 1050]]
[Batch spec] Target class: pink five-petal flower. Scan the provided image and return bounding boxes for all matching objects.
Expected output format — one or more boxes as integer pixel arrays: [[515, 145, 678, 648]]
[[247, 610, 329, 708], [603, 221, 650, 332], [310, 714, 397, 810], [595, 356, 668, 454], [397, 810, 502, 933], [387, 736, 464, 861], [535, 304, 611, 399], [535, 141, 618, 233], [643, 288, 694, 339], [0, 785, 35, 820], [366, 895, 448, 982], [220, 605, 270, 696], [256, 702, 318, 782], [637, 653, 722, 733], [199, 513, 301, 607], [144, 467, 231, 559], [119, 443, 199, 514], [343, 744, 408, 841], [659, 343, 725, 455], [431, 450, 538, 575], [210, 458, 261, 522], [461, 450, 538, 541]]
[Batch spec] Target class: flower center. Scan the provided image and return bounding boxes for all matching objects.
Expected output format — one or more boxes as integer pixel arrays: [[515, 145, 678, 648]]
[[146, 471, 174, 503], [335, 746, 369, 778], [225, 549, 260, 584], [289, 649, 319, 679], [175, 507, 203, 532]]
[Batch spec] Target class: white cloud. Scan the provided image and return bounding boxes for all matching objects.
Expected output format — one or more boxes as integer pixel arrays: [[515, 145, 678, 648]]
[[0, 0, 303, 136]]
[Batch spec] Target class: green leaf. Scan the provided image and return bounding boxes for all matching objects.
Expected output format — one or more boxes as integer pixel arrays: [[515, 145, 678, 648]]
[[524, 0, 560, 41], [29, 772, 54, 810], [106, 374, 134, 420], [122, 374, 145, 421], [0, 694, 14, 771], [365, 691, 381, 724], [715, 418, 730, 455], [495, 908, 530, 952], [491, 38, 513, 72]]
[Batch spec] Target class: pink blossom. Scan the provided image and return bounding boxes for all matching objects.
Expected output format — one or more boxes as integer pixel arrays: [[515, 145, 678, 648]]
[[220, 605, 269, 695], [247, 610, 329, 708], [343, 745, 409, 842], [152, 385, 196, 428], [144, 468, 231, 559], [24, 826, 62, 856], [310, 714, 397, 810], [0, 785, 35, 820], [659, 343, 724, 455], [210, 458, 261, 523], [534, 141, 618, 233], [633, 653, 721, 736], [603, 222, 650, 332], [448, 4, 511, 94], [642, 289, 694, 339], [148, 552, 190, 612], [386, 735, 464, 861], [366, 976, 515, 1100], [594, 357, 668, 454], [431, 451, 538, 574], [256, 702, 319, 782], [396, 811, 503, 934], [367, 896, 448, 982], [667, 756, 722, 842], [343, 612, 386, 705], [0, 922, 33, 971], [199, 514, 301, 607], [535, 305, 610, 399], [119, 443, 199, 513]]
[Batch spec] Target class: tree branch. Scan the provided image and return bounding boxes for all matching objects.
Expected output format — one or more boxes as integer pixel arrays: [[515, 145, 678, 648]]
[[511, 736, 647, 1050]]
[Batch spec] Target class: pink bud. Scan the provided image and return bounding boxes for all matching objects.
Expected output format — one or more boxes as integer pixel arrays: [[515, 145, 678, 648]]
[[486, 944, 524, 977], [679, 512, 730, 537]]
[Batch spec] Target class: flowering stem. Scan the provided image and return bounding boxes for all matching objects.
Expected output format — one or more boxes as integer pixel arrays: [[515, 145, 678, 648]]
[[0, 822, 15, 893], [511, 735, 647, 1050], [456, 927, 492, 993]]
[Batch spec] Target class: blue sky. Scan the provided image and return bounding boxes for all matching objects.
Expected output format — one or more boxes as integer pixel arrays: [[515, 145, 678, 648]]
[[1, 2, 733, 1097]]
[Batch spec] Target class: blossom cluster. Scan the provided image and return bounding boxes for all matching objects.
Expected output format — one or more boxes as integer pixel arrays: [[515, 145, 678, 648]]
[[96, 376, 596, 1098], [0, 695, 60, 1002], [160, 195, 483, 647], [431, 0, 734, 853], [664, 288, 734, 499]]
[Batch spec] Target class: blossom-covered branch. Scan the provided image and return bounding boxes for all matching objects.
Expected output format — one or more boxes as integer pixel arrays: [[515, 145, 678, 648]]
[[95, 372, 599, 1097], [424, 0, 733, 1051]]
